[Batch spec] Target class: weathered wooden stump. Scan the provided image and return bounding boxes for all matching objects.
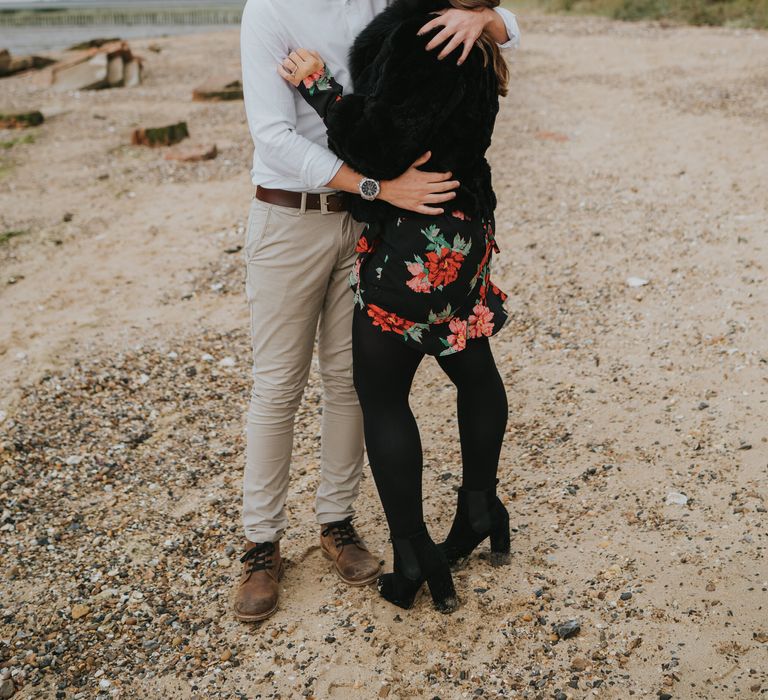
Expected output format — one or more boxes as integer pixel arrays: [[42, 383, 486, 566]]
[[0, 49, 55, 78], [131, 122, 189, 147], [192, 77, 243, 102], [52, 53, 109, 91], [0, 111, 44, 129], [67, 38, 121, 51], [164, 144, 218, 162], [51, 41, 142, 90]]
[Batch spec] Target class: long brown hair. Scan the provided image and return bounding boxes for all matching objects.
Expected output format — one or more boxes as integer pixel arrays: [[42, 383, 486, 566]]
[[448, 0, 509, 97]]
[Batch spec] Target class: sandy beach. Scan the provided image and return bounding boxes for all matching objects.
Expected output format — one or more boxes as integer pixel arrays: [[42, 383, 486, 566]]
[[1, 14, 767, 700]]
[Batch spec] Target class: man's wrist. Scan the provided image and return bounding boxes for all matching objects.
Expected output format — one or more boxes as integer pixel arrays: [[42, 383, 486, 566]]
[[358, 176, 381, 201], [326, 163, 363, 194]]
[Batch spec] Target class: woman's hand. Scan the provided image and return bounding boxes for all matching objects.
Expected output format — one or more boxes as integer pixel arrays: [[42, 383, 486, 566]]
[[419, 8, 500, 65], [277, 49, 325, 87]]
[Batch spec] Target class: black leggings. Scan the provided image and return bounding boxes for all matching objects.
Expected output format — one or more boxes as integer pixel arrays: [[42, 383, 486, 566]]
[[352, 310, 508, 538]]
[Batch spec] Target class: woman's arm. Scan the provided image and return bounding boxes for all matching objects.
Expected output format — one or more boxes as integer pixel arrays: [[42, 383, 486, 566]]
[[279, 46, 462, 214], [279, 26, 468, 182]]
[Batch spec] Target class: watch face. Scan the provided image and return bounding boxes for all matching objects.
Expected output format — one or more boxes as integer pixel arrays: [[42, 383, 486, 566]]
[[360, 178, 379, 199]]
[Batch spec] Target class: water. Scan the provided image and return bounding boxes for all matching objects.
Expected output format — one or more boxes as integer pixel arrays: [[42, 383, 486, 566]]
[[1, 23, 239, 54], [0, 0, 243, 8], [0, 0, 243, 54]]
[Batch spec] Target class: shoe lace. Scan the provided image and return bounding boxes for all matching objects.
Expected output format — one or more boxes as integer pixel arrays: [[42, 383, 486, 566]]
[[321, 516, 361, 548], [240, 541, 275, 574]]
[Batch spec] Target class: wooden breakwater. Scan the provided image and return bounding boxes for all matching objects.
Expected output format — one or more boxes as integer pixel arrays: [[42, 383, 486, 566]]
[[0, 8, 243, 27]]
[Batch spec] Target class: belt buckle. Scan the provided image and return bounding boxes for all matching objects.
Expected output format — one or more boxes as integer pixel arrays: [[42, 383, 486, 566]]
[[320, 192, 331, 215]]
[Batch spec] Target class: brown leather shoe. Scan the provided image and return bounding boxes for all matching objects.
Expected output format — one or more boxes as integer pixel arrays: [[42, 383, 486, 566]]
[[320, 517, 382, 586], [233, 540, 284, 622]]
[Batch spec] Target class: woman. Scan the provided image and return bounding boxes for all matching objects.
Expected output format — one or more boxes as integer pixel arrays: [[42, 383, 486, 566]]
[[279, 0, 511, 613]]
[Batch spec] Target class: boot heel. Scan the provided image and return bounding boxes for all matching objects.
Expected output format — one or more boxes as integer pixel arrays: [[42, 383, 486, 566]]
[[425, 570, 459, 614], [440, 484, 515, 568], [489, 507, 511, 567], [377, 573, 421, 610], [379, 527, 455, 612]]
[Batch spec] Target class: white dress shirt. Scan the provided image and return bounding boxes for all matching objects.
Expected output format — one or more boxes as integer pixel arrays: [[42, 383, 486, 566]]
[[241, 0, 520, 193]]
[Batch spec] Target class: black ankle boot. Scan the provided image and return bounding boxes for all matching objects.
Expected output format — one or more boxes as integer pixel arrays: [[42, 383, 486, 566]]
[[439, 482, 511, 568], [377, 527, 458, 613]]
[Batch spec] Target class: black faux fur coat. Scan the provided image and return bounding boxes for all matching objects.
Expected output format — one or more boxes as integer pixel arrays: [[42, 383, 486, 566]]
[[297, 0, 501, 223]]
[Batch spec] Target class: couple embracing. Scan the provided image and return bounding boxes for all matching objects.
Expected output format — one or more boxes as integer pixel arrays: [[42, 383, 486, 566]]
[[236, 0, 520, 621]]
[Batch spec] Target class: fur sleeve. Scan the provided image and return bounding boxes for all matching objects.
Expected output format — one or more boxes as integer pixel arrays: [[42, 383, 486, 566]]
[[298, 18, 472, 181]]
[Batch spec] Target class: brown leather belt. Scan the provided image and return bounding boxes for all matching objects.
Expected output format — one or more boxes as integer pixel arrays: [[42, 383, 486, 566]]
[[256, 186, 347, 213]]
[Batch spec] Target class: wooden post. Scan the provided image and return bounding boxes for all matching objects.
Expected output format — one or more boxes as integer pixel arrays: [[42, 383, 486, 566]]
[[131, 122, 190, 147], [0, 111, 44, 129]]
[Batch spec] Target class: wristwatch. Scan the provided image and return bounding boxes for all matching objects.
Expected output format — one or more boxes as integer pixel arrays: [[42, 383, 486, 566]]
[[358, 176, 381, 201]]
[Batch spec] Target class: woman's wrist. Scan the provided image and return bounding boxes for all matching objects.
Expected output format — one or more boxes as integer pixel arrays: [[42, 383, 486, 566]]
[[480, 7, 509, 44]]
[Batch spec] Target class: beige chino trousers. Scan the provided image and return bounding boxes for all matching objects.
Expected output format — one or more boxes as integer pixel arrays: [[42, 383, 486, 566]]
[[242, 196, 366, 543]]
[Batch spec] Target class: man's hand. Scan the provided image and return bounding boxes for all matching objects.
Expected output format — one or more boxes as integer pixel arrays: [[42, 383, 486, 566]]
[[326, 154, 459, 216], [419, 8, 506, 65], [379, 152, 459, 215]]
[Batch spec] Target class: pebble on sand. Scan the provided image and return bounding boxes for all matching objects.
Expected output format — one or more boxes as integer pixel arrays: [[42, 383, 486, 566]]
[[666, 491, 688, 506], [0, 678, 15, 700], [626, 276, 649, 288], [553, 619, 581, 639], [70, 604, 90, 620]]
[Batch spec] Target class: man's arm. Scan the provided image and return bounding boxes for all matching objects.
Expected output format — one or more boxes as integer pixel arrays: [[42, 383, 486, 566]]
[[327, 155, 460, 216], [420, 6, 521, 65], [241, 0, 342, 189], [243, 0, 459, 211]]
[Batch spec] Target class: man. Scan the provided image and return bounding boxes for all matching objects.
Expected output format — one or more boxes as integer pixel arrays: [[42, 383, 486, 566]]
[[236, 0, 520, 622]]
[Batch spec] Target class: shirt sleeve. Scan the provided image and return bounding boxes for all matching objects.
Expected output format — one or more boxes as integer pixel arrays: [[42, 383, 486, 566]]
[[240, 0, 343, 189], [492, 6, 521, 50], [296, 24, 468, 182]]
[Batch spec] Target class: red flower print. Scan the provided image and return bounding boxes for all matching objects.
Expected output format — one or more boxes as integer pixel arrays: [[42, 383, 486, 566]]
[[490, 281, 508, 302], [302, 67, 325, 88], [425, 247, 464, 288], [367, 304, 414, 336], [468, 304, 495, 338], [405, 262, 431, 293], [446, 317, 467, 352], [451, 210, 471, 221], [356, 235, 374, 254], [476, 240, 493, 276]]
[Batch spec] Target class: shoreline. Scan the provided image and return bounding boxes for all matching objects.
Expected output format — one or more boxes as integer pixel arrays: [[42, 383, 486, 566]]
[[0, 1, 243, 53], [0, 0, 244, 9], [0, 22, 239, 53]]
